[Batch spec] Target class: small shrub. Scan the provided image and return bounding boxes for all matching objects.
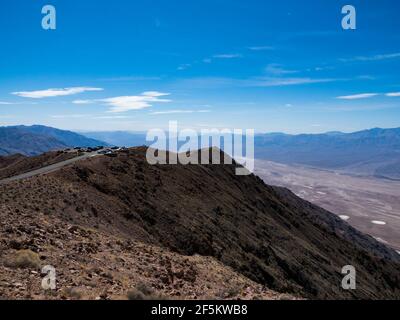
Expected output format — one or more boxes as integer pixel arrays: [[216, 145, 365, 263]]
[[136, 282, 155, 296], [8, 250, 41, 270], [217, 284, 243, 299], [127, 282, 166, 300], [63, 287, 83, 300], [127, 288, 146, 300]]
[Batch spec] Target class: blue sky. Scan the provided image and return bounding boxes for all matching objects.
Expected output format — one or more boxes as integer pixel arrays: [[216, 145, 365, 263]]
[[0, 0, 400, 133]]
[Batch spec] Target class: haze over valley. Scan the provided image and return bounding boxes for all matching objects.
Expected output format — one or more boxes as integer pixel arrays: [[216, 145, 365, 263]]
[[255, 160, 400, 251]]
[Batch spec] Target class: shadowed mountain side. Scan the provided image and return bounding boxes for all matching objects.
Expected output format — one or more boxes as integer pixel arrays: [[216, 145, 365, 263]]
[[19, 125, 107, 148], [0, 127, 68, 156], [0, 125, 107, 156]]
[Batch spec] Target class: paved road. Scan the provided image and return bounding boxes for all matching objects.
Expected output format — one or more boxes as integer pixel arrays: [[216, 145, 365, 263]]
[[0, 151, 99, 185]]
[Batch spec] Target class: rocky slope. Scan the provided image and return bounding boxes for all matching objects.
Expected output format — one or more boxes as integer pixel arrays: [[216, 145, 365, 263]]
[[0, 151, 78, 180], [0, 212, 293, 300], [0, 147, 400, 299]]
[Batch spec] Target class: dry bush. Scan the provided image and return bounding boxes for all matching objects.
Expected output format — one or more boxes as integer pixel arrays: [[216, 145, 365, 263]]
[[127, 282, 166, 300], [63, 287, 83, 300], [216, 283, 243, 299], [7, 249, 41, 270]]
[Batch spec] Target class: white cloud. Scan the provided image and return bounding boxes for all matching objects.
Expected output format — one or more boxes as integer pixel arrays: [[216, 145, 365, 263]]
[[340, 52, 400, 62], [248, 46, 274, 51], [51, 114, 90, 119], [142, 91, 170, 97], [94, 115, 131, 119], [386, 92, 400, 97], [175, 76, 341, 89], [98, 76, 161, 82], [357, 75, 375, 80], [265, 64, 298, 76], [336, 93, 379, 100], [213, 53, 242, 59], [72, 99, 94, 104], [178, 64, 191, 71], [256, 77, 337, 87], [12, 87, 103, 99], [101, 91, 171, 113], [150, 109, 210, 115], [70, 91, 171, 113], [0, 101, 38, 105]]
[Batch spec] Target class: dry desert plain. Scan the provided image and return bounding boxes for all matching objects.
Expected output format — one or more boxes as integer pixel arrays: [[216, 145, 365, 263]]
[[255, 160, 400, 252]]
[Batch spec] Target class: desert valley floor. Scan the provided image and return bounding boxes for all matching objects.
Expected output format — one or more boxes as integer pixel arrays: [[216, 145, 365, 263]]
[[256, 160, 400, 252]]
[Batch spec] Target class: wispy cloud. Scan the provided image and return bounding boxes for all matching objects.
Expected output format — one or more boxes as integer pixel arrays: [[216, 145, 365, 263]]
[[265, 64, 298, 76], [175, 76, 341, 89], [72, 99, 94, 104], [256, 77, 337, 87], [329, 103, 398, 112], [340, 52, 400, 62], [248, 46, 274, 51], [51, 114, 90, 119], [185, 50, 243, 68], [12, 87, 103, 99], [0, 101, 38, 105], [98, 76, 161, 82], [177, 63, 192, 71], [357, 75, 376, 80], [386, 92, 400, 97], [94, 115, 132, 119], [150, 109, 210, 115], [336, 93, 379, 100], [71, 91, 171, 113], [213, 53, 242, 59], [101, 91, 171, 113], [306, 66, 335, 72]]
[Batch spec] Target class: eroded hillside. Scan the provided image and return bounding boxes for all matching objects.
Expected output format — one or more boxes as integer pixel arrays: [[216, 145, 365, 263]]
[[0, 147, 399, 299]]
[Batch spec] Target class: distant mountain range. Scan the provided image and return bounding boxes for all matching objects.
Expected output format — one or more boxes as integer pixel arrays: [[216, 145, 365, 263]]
[[81, 131, 147, 147], [81, 127, 400, 180], [255, 127, 400, 180], [2, 125, 400, 179], [0, 125, 107, 156]]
